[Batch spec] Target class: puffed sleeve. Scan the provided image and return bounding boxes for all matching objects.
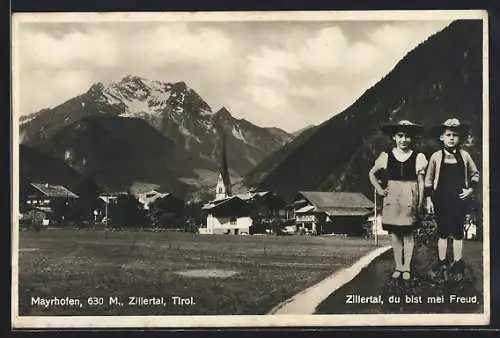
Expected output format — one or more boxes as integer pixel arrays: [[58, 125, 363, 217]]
[[373, 152, 388, 170], [416, 153, 428, 175]]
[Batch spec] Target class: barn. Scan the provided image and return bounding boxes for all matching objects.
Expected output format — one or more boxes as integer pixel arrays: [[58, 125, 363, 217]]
[[291, 191, 374, 236]]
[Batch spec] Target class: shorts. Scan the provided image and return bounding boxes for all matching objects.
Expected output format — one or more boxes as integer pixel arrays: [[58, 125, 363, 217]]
[[432, 195, 466, 240]]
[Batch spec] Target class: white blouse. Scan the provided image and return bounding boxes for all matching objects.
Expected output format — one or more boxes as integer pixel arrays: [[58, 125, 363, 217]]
[[373, 149, 428, 175]]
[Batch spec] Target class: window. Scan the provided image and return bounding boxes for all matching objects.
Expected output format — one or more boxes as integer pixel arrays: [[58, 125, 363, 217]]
[[230, 217, 237, 225], [218, 187, 223, 194]]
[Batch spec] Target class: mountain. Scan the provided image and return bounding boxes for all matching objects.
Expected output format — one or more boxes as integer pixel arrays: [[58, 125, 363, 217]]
[[244, 20, 483, 202], [31, 115, 220, 197], [19, 144, 101, 201], [292, 124, 316, 137], [20, 76, 292, 179], [243, 124, 320, 187]]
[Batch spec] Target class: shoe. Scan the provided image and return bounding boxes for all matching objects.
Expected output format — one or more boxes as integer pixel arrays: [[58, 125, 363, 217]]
[[451, 260, 465, 282], [451, 259, 465, 273], [391, 270, 402, 279], [428, 260, 448, 281], [402, 271, 411, 281]]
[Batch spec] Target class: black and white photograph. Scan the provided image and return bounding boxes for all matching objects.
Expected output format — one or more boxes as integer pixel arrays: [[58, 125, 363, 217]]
[[11, 10, 489, 328]]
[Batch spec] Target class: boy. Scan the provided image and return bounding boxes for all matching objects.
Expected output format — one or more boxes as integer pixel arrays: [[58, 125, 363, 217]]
[[425, 118, 480, 282]]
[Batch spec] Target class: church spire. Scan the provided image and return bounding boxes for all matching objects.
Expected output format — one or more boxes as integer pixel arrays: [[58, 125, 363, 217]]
[[220, 131, 232, 196]]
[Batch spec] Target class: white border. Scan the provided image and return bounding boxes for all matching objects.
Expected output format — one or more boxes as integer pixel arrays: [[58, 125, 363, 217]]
[[12, 10, 486, 22], [11, 10, 490, 329]]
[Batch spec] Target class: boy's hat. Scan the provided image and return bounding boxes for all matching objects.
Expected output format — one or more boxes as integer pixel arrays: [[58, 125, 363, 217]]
[[428, 118, 470, 138], [379, 120, 423, 136]]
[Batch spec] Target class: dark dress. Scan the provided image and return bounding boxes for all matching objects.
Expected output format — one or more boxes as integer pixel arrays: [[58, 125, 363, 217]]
[[432, 150, 467, 240], [382, 150, 421, 235]]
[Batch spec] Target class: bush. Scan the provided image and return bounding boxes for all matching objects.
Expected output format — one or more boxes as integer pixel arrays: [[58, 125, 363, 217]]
[[415, 213, 438, 245]]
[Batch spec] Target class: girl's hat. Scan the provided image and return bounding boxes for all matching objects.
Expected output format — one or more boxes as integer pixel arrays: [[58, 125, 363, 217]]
[[428, 118, 470, 138], [379, 120, 423, 136]]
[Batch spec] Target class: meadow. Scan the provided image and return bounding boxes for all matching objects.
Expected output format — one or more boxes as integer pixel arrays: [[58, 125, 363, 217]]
[[17, 230, 388, 316]]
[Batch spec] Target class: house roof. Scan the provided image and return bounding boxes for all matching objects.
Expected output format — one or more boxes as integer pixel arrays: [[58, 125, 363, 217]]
[[137, 190, 170, 205], [202, 196, 253, 212], [295, 205, 316, 214], [233, 190, 271, 201], [129, 181, 160, 195], [298, 191, 373, 209], [321, 207, 373, 217], [31, 183, 79, 198], [98, 192, 129, 203]]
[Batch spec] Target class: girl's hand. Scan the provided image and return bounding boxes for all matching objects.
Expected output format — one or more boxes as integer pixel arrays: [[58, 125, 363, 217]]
[[376, 187, 388, 197], [459, 188, 474, 200], [416, 202, 424, 218], [425, 198, 434, 214]]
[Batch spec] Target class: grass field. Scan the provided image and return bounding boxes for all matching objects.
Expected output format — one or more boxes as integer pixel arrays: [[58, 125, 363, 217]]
[[17, 230, 387, 316]]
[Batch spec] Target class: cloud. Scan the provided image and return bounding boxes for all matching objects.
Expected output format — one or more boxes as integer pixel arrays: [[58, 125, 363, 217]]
[[19, 29, 118, 70], [298, 26, 350, 70], [14, 20, 451, 132], [123, 24, 235, 67], [247, 47, 300, 83], [17, 70, 95, 113]]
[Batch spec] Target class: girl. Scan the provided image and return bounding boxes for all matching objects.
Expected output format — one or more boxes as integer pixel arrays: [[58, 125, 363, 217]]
[[425, 118, 479, 281], [369, 120, 427, 281]]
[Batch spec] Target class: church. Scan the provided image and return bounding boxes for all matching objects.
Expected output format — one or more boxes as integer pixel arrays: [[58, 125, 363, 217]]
[[199, 133, 254, 235]]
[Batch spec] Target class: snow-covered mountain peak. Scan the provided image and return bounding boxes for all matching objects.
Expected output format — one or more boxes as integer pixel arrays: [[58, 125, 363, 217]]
[[92, 75, 213, 119]]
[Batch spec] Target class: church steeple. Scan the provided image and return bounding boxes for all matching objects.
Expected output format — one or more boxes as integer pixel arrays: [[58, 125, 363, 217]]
[[215, 131, 231, 200]]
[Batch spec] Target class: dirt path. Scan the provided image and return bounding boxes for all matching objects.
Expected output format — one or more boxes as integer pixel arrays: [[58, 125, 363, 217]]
[[315, 240, 484, 314], [268, 245, 391, 314]]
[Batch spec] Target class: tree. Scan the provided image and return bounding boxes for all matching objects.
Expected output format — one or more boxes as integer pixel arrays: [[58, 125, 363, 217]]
[[110, 195, 148, 228], [185, 200, 204, 226], [148, 196, 185, 229]]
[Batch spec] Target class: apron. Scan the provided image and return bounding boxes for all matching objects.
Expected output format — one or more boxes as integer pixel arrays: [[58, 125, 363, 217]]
[[382, 150, 419, 227]]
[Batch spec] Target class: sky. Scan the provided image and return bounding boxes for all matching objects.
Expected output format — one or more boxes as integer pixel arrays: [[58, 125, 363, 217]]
[[14, 19, 452, 133]]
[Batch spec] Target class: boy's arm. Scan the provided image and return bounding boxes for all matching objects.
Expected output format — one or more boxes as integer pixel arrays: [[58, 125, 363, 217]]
[[423, 153, 436, 214], [424, 153, 436, 192], [464, 151, 480, 187]]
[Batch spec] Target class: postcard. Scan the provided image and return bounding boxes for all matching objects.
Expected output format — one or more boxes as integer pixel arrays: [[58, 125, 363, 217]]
[[11, 9, 489, 328]]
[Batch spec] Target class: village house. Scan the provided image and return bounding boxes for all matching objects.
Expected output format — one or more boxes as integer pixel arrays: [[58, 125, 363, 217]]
[[241, 191, 286, 218], [290, 191, 374, 236], [201, 195, 254, 235], [136, 190, 185, 228], [20, 182, 80, 226], [199, 134, 254, 235]]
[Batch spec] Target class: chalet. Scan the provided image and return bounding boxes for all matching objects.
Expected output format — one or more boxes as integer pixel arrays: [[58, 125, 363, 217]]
[[241, 191, 286, 217], [199, 133, 254, 235], [21, 183, 80, 225], [291, 191, 374, 236], [134, 190, 170, 210], [138, 190, 185, 228]]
